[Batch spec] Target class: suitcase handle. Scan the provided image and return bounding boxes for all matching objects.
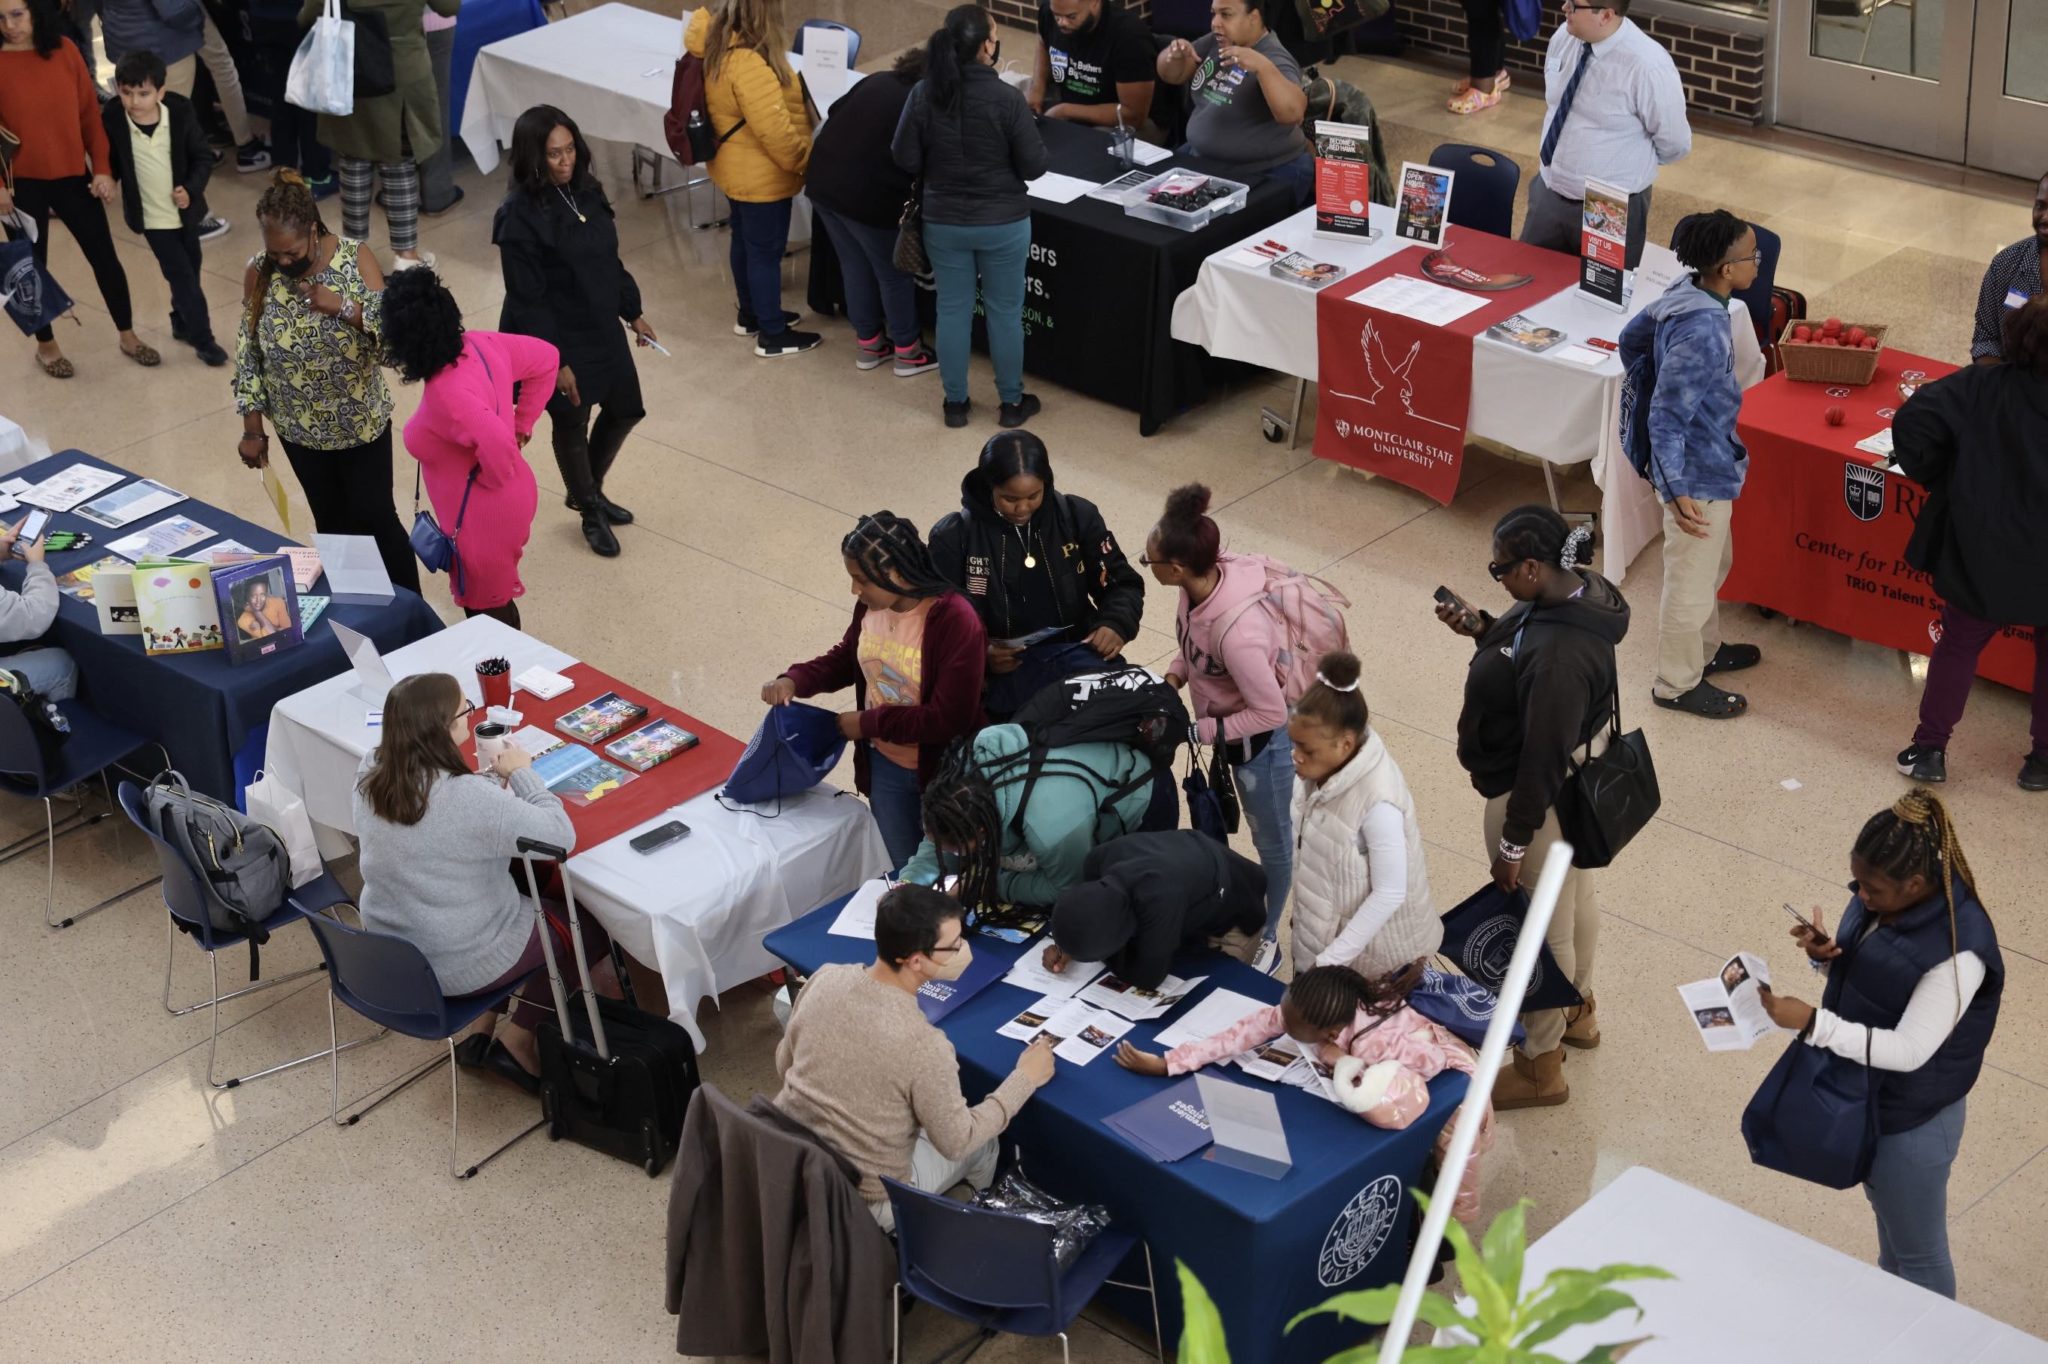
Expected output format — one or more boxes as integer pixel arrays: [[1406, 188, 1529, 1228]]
[[516, 843, 610, 1062]]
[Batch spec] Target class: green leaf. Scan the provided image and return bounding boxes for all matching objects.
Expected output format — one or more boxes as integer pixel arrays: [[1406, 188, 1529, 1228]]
[[1480, 1200, 1530, 1309], [1319, 1346, 1389, 1364], [1515, 1291, 1643, 1351], [1173, 1260, 1232, 1364], [1285, 1285, 1470, 1335], [1421, 1191, 1513, 1342], [1576, 1337, 1653, 1362], [1524, 1265, 1674, 1325], [1387, 1348, 1492, 1363]]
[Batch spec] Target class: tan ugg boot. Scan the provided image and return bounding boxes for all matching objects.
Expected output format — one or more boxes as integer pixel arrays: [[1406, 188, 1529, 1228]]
[[1492, 1046, 1569, 1110], [1563, 993, 1601, 1049]]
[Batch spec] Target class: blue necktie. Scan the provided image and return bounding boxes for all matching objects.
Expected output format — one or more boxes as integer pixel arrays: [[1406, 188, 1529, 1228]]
[[1540, 42, 1594, 168]]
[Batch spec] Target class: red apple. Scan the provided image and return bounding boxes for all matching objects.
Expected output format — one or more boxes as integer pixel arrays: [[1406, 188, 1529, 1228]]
[[1822, 317, 1844, 335], [1825, 406, 1845, 426], [1792, 324, 1813, 342], [1821, 336, 1840, 346], [1847, 325, 1867, 344], [1862, 337, 1880, 350]]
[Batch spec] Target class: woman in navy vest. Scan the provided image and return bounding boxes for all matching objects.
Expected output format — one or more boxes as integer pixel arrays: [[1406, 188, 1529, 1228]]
[[1757, 789, 2003, 1299]]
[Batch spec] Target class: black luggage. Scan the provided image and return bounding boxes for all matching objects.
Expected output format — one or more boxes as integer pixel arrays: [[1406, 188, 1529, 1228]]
[[518, 839, 700, 1177]]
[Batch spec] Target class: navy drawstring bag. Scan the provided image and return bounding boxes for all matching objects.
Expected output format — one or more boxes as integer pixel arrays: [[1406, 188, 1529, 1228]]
[[1, 234, 75, 337], [1408, 962, 1527, 1049], [722, 702, 847, 807], [1437, 882, 1585, 1012]]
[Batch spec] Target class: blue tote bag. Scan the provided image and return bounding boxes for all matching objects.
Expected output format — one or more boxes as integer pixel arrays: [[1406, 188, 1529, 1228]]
[[1742, 1029, 1878, 1190], [723, 702, 847, 807], [1, 234, 75, 336], [1437, 883, 1584, 1012]]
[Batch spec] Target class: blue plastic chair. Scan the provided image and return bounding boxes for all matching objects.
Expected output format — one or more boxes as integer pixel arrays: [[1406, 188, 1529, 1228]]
[[1428, 143, 1523, 239], [1667, 219, 1781, 346], [296, 905, 541, 1180], [116, 780, 372, 1088], [0, 693, 159, 927], [793, 18, 860, 65], [882, 1177, 1163, 1363]]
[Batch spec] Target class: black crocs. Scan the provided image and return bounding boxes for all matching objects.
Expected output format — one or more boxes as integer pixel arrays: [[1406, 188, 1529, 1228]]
[[1653, 681, 1749, 719], [1702, 642, 1762, 677]]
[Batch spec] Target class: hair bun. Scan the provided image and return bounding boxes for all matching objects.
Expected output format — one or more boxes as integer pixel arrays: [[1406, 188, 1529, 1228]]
[[1162, 482, 1213, 526], [1315, 650, 1361, 690], [276, 168, 306, 187]]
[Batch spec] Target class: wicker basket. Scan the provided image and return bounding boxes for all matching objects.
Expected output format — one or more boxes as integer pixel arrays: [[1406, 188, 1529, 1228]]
[[1777, 321, 1887, 385]]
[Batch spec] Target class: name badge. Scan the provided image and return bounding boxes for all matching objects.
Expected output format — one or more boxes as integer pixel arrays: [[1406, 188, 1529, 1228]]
[[2008, 288, 2031, 310]]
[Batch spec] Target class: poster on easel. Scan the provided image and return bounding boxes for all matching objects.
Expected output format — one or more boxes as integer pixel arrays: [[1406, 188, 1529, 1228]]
[[1312, 121, 1377, 243], [1577, 178, 1630, 312], [1393, 162, 1453, 248]]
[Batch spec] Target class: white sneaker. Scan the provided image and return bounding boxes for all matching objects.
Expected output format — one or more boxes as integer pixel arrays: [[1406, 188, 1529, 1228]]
[[1252, 938, 1282, 975]]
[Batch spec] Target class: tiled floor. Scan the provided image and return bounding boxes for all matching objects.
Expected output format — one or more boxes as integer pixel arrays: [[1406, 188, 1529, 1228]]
[[2, 6, 2044, 1359]]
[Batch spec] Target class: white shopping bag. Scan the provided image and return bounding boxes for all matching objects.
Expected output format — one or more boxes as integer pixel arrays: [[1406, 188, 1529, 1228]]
[[285, 0, 355, 117], [244, 770, 324, 888]]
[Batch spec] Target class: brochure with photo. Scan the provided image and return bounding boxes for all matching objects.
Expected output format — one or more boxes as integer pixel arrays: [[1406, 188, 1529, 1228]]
[[18, 463, 126, 512], [75, 478, 186, 528], [1269, 252, 1349, 289], [56, 555, 130, 601], [553, 690, 648, 744], [603, 718, 700, 772], [996, 997, 1135, 1065], [1393, 162, 1454, 248], [1678, 951, 1785, 1051], [531, 744, 639, 806], [1312, 119, 1377, 242], [1077, 972, 1207, 1022], [109, 515, 216, 563], [1486, 314, 1568, 353]]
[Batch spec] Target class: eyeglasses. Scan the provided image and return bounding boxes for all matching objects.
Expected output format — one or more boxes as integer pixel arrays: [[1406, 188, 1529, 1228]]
[[1563, 2, 1610, 12], [1720, 249, 1764, 268], [451, 703, 475, 725], [928, 938, 967, 957], [1486, 558, 1522, 581], [1138, 554, 1169, 567]]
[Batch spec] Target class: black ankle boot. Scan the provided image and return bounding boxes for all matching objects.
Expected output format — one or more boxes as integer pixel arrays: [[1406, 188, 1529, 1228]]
[[582, 512, 620, 557], [591, 489, 634, 525]]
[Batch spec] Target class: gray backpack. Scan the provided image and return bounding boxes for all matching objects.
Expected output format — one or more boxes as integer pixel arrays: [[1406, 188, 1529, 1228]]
[[145, 770, 290, 934]]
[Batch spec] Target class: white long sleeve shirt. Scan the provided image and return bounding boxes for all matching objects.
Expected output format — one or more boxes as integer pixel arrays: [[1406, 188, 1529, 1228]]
[[1808, 952, 1987, 1072], [1537, 18, 1692, 199], [1314, 801, 1408, 969]]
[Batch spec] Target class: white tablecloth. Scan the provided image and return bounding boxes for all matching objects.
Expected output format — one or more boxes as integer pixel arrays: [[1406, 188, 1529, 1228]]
[[1170, 206, 1766, 584], [261, 615, 887, 1049], [1489, 1166, 2047, 1361]]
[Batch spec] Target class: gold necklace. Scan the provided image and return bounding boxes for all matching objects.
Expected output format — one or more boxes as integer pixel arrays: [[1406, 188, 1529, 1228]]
[[556, 185, 585, 223], [1014, 523, 1036, 569]]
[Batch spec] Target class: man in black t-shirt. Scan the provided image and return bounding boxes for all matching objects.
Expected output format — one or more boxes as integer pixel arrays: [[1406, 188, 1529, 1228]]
[[1029, 0, 1156, 132]]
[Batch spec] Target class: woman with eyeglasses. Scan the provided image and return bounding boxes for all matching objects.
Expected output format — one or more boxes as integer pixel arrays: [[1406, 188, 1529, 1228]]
[[232, 170, 421, 594], [1618, 207, 1763, 721], [354, 672, 616, 1091], [1435, 505, 1629, 1110]]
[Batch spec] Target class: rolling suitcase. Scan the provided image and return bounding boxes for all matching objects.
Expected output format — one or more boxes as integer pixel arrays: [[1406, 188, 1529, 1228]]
[[517, 838, 700, 1177]]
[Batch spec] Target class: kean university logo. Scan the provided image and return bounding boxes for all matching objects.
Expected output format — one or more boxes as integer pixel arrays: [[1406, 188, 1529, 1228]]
[[1844, 462, 1885, 523], [1318, 1175, 1403, 1287]]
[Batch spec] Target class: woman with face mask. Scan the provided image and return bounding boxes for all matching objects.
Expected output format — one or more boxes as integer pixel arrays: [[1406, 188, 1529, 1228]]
[[232, 170, 420, 594]]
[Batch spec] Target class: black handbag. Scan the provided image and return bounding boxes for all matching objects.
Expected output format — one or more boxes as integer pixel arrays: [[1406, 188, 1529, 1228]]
[[1513, 622, 1660, 870], [1208, 740, 1240, 835], [892, 181, 928, 276], [343, 1, 396, 98], [1437, 882, 1584, 1012]]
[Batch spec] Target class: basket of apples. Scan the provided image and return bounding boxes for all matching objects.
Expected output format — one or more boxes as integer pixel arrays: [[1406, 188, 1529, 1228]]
[[1778, 316, 1886, 384]]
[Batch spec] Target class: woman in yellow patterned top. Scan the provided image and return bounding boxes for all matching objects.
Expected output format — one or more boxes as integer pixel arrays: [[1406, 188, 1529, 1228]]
[[232, 171, 420, 593]]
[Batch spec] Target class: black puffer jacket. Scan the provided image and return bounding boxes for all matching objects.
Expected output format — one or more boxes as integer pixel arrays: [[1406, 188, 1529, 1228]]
[[890, 65, 1049, 227], [929, 466, 1146, 646], [1052, 833, 1268, 990]]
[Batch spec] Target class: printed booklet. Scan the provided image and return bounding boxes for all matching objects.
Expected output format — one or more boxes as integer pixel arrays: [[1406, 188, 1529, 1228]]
[[554, 690, 648, 744], [603, 718, 700, 772], [1678, 951, 1786, 1051]]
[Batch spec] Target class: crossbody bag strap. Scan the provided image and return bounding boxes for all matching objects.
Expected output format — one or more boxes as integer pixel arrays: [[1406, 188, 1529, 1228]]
[[452, 343, 496, 536]]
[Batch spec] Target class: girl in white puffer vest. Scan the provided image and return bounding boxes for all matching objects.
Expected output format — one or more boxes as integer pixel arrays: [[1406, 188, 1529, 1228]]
[[1285, 651, 1442, 977]]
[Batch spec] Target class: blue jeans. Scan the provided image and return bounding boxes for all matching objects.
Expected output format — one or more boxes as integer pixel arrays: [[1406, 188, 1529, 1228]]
[[1864, 1097, 1966, 1299], [816, 205, 920, 349], [1230, 726, 1295, 937], [923, 217, 1031, 405], [6, 646, 78, 701], [729, 198, 794, 337], [1266, 152, 1316, 210], [867, 748, 925, 873]]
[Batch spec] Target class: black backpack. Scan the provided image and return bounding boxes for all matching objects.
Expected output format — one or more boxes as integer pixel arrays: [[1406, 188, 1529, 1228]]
[[0, 667, 70, 768], [989, 667, 1191, 835]]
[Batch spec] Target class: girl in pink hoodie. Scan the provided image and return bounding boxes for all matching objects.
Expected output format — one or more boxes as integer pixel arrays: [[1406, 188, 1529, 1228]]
[[1117, 964, 1496, 1227], [1145, 484, 1295, 966]]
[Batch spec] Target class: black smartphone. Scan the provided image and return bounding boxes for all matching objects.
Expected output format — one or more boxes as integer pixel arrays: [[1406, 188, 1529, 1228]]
[[14, 509, 50, 553], [1780, 902, 1830, 945], [629, 820, 691, 854], [1433, 585, 1480, 631]]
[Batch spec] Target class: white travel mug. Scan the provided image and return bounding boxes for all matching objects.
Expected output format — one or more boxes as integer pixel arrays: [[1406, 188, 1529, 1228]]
[[474, 721, 509, 774]]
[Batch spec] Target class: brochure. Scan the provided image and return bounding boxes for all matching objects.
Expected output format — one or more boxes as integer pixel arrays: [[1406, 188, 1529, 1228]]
[[1486, 314, 1568, 353], [554, 690, 648, 744], [56, 555, 130, 601], [1678, 951, 1785, 1052], [109, 515, 216, 562], [1312, 119, 1377, 242], [996, 996, 1135, 1066], [1577, 178, 1631, 312], [603, 718, 700, 772], [1235, 1033, 1306, 1082], [1104, 1078, 1214, 1163], [1076, 972, 1207, 1022], [969, 903, 1048, 945], [76, 478, 185, 528], [1269, 252, 1349, 289], [531, 744, 639, 806], [1393, 161, 1454, 248], [1153, 988, 1269, 1050], [1000, 943, 1104, 999], [18, 463, 126, 512]]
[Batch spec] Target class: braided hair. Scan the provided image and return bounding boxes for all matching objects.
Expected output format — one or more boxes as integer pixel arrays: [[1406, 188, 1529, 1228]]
[[1285, 961, 1426, 1031], [919, 739, 1005, 914], [1493, 504, 1594, 571], [842, 512, 952, 599], [247, 170, 325, 339], [1853, 788, 1977, 1020]]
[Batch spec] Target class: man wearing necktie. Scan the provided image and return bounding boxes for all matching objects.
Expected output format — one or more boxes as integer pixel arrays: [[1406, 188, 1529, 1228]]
[[1518, 0, 1691, 269]]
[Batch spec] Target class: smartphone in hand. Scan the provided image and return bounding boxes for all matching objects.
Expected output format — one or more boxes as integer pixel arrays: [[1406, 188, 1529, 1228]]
[[1433, 585, 1480, 632], [13, 508, 50, 554]]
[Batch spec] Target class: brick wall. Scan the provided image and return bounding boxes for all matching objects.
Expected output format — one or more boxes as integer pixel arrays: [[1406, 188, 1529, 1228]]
[[1394, 0, 1766, 121]]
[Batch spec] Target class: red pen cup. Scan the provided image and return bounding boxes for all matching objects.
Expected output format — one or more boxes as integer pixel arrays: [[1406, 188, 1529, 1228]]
[[478, 661, 511, 712]]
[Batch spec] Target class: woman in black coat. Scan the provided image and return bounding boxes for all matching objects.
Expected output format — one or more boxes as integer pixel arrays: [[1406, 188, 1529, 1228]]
[[928, 431, 1147, 718], [1046, 831, 1268, 989], [492, 105, 658, 559], [1891, 296, 2048, 790]]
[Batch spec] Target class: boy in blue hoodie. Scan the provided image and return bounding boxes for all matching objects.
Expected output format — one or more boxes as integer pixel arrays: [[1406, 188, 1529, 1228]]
[[1620, 209, 1763, 719]]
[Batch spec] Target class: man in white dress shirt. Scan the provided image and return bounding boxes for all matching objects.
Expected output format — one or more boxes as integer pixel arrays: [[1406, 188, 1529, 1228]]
[[1520, 0, 1691, 269]]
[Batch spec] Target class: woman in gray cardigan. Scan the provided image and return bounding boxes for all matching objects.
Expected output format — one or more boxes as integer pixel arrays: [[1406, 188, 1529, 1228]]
[[353, 671, 596, 1090]]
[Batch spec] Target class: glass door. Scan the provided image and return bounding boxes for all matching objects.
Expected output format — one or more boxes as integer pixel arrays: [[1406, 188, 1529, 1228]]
[[1776, 0, 1976, 160], [1965, 0, 2048, 176]]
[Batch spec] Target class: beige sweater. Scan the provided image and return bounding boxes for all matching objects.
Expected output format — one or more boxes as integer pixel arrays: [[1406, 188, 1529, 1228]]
[[774, 964, 1040, 1204]]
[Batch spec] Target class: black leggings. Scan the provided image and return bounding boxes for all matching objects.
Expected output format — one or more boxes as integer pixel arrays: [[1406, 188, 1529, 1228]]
[[278, 427, 423, 595], [10, 176, 133, 342], [548, 362, 645, 510], [1462, 0, 1506, 80]]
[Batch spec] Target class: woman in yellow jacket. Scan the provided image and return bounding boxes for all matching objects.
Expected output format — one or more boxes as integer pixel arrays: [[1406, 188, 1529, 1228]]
[[684, 0, 818, 357]]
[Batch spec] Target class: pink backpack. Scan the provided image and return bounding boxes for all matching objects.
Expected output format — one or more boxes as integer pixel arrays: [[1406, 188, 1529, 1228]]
[[1212, 554, 1353, 704]]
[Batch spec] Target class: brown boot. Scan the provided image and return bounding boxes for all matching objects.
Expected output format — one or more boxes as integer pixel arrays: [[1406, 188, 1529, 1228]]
[[1563, 993, 1600, 1049], [1491, 1046, 1569, 1110]]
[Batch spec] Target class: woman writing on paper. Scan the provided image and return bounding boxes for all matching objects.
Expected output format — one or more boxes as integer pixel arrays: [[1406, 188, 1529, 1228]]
[[1047, 831, 1269, 988], [1755, 790, 2002, 1299]]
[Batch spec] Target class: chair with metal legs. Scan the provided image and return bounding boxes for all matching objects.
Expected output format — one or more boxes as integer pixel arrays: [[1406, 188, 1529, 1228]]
[[295, 903, 545, 1180], [115, 780, 379, 1088], [0, 694, 162, 928]]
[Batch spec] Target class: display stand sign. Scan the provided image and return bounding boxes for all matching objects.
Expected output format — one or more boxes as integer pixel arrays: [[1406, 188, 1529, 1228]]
[[1577, 178, 1630, 312], [800, 25, 850, 116], [1392, 162, 1452, 248], [1312, 121, 1377, 243]]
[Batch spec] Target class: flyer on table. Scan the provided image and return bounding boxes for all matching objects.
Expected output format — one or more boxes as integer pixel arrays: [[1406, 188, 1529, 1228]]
[[1578, 178, 1630, 311], [1393, 162, 1453, 248], [1312, 120, 1377, 242]]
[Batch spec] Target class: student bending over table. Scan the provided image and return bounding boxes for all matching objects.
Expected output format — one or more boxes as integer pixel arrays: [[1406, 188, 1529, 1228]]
[[1154, 0, 1311, 203], [776, 882, 1056, 1230], [1046, 830, 1268, 988], [1117, 964, 1496, 1226]]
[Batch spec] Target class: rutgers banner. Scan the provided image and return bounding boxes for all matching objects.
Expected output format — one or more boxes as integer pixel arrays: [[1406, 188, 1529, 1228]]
[[1313, 232, 1580, 504]]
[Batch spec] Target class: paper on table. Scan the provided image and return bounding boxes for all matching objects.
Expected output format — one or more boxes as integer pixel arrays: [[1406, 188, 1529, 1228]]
[[19, 464, 126, 512], [996, 997, 1134, 1065], [798, 24, 849, 112], [1000, 941, 1104, 998], [828, 877, 894, 939], [1077, 972, 1207, 1021], [1235, 1034, 1305, 1082], [108, 515, 216, 561], [1855, 428, 1894, 459], [1127, 139, 1172, 166], [261, 462, 293, 535], [1679, 951, 1783, 1052], [75, 478, 186, 528], [1194, 1073, 1293, 1178], [1350, 274, 1488, 328], [512, 665, 575, 699], [1025, 171, 1099, 205], [509, 725, 566, 757], [1153, 988, 1269, 1050], [1554, 344, 1609, 367]]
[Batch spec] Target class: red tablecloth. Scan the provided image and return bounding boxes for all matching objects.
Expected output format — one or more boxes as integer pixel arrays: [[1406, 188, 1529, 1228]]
[[462, 663, 749, 851], [1313, 228, 1582, 503], [1727, 351, 2037, 689]]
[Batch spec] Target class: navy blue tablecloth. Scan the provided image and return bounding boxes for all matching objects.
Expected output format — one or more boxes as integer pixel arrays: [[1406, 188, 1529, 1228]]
[[0, 451, 445, 802], [450, 0, 549, 141], [766, 895, 1464, 1362]]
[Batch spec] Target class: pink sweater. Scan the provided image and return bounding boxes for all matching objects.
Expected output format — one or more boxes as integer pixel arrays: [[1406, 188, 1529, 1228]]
[[1166, 555, 1289, 744], [1165, 1002, 1496, 1224]]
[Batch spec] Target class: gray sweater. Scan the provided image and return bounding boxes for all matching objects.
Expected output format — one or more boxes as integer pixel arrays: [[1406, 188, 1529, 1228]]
[[0, 562, 60, 644], [352, 755, 577, 995]]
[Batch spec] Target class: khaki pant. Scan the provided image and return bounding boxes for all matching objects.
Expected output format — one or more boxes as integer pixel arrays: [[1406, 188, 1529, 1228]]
[[1483, 792, 1598, 1057], [1653, 497, 1736, 699]]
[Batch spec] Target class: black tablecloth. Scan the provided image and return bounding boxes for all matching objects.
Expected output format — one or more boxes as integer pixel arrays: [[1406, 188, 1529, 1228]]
[[809, 120, 1300, 436], [0, 451, 446, 801]]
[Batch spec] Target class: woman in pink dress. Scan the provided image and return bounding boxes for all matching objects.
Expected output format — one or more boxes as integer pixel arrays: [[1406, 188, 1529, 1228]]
[[382, 267, 559, 626]]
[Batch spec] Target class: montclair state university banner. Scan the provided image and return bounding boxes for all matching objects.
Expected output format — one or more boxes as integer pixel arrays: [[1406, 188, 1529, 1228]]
[[1312, 232, 1580, 504], [1728, 352, 2036, 691]]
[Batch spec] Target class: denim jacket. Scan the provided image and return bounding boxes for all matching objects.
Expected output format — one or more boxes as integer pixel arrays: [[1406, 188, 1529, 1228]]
[[1618, 275, 1749, 503]]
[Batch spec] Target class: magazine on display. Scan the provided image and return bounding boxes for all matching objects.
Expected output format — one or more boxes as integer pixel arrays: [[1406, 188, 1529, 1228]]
[[212, 554, 305, 665], [1393, 162, 1454, 248], [603, 718, 700, 772], [1678, 951, 1786, 1051], [1486, 314, 1569, 352], [1312, 120, 1377, 243], [554, 690, 648, 744], [1269, 252, 1349, 289]]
